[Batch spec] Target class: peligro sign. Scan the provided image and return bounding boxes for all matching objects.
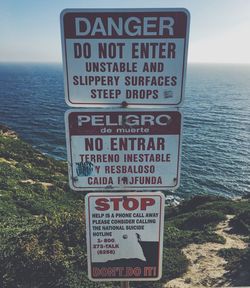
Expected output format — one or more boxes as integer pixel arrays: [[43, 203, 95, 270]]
[[77, 113, 172, 127], [85, 192, 165, 281], [65, 109, 182, 191], [60, 8, 190, 106]]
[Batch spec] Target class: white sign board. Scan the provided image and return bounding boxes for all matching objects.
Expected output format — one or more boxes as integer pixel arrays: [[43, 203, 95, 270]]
[[65, 109, 182, 191], [60, 8, 190, 106], [85, 192, 165, 281]]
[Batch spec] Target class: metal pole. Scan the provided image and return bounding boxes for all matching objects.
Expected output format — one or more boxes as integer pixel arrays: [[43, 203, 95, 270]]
[[120, 102, 130, 288], [120, 281, 130, 288]]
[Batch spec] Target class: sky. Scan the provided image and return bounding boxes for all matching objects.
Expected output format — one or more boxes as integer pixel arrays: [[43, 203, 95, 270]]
[[0, 0, 250, 64]]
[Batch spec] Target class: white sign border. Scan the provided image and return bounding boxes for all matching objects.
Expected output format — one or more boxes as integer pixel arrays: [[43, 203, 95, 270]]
[[60, 8, 190, 107], [65, 108, 183, 191], [85, 191, 165, 281]]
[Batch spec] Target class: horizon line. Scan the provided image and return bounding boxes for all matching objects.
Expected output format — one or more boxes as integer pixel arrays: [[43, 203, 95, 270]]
[[0, 61, 250, 65]]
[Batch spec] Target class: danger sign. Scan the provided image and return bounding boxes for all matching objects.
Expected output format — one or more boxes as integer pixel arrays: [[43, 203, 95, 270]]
[[60, 8, 190, 106], [65, 109, 182, 191], [85, 192, 165, 281]]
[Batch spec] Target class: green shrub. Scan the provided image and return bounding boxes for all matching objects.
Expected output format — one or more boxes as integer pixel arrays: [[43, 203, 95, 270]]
[[192, 229, 225, 244], [166, 195, 225, 218], [180, 210, 226, 230], [200, 200, 250, 215], [218, 248, 250, 286], [164, 226, 193, 248], [218, 248, 244, 262], [131, 248, 189, 288], [199, 201, 236, 214], [161, 248, 189, 281], [164, 225, 225, 249], [168, 210, 226, 231], [230, 209, 250, 235], [0, 213, 87, 288]]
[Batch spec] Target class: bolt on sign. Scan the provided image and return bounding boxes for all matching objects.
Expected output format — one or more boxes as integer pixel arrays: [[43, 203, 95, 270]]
[[60, 8, 190, 107], [85, 192, 165, 281], [65, 109, 182, 191]]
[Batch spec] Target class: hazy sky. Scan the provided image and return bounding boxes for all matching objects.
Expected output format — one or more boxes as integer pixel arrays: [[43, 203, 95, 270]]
[[1, 0, 250, 63]]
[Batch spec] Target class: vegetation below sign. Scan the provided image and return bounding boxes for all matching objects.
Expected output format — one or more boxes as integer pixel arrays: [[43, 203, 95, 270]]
[[0, 125, 249, 287]]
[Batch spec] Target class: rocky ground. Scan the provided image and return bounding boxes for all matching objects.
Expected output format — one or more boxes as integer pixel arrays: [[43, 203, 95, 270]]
[[165, 215, 248, 288]]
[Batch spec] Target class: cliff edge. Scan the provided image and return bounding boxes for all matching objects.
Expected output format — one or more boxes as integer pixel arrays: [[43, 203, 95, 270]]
[[0, 125, 249, 288]]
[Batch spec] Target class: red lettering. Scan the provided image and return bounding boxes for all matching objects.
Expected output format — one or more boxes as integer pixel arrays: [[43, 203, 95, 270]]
[[95, 198, 110, 211], [141, 198, 155, 210], [95, 197, 155, 211], [110, 198, 123, 210], [123, 198, 139, 210]]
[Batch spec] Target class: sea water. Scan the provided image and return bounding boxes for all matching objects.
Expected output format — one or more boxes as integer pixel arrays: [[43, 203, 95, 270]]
[[0, 63, 249, 198]]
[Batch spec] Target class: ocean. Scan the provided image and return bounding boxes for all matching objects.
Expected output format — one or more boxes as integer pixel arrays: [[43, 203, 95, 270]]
[[0, 63, 249, 199]]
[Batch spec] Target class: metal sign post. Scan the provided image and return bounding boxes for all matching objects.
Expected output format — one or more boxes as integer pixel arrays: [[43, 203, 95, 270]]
[[120, 106, 130, 288], [120, 105, 130, 288], [121, 281, 130, 288]]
